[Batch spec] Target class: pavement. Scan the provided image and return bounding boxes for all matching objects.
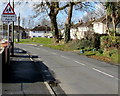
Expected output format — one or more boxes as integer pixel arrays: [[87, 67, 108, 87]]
[[2, 48, 52, 96], [15, 43, 119, 95]]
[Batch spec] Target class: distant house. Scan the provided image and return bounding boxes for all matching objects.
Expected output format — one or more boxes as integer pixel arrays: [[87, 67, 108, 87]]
[[92, 16, 107, 34], [29, 25, 52, 38], [75, 20, 94, 39], [14, 25, 27, 39], [61, 20, 94, 40]]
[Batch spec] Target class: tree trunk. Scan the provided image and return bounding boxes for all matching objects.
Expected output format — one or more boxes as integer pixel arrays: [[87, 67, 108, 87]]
[[64, 3, 73, 43], [50, 15, 59, 43], [106, 14, 111, 36], [49, 4, 59, 43], [112, 15, 116, 36]]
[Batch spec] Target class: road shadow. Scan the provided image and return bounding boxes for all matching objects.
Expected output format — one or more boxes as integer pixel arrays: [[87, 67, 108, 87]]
[[2, 48, 56, 84]]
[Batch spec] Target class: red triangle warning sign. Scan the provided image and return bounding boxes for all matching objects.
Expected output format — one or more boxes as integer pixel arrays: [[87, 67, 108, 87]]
[[3, 3, 15, 15]]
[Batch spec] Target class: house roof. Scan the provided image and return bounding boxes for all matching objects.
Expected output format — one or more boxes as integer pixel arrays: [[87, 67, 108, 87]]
[[14, 25, 25, 31], [31, 25, 51, 31], [71, 16, 107, 29], [93, 16, 106, 23], [72, 20, 94, 28]]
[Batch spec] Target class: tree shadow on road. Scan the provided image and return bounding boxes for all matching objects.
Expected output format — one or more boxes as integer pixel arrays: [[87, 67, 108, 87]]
[[2, 48, 56, 84]]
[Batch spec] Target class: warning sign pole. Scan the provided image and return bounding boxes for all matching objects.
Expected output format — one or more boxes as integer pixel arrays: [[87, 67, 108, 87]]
[[11, 0, 14, 56], [7, 22, 10, 42]]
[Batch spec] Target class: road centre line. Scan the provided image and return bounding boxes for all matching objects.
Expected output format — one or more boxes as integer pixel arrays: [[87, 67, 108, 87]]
[[74, 60, 118, 79], [92, 68, 114, 78], [60, 55, 70, 59], [36, 48, 40, 50], [51, 52, 57, 55], [74, 60, 85, 66]]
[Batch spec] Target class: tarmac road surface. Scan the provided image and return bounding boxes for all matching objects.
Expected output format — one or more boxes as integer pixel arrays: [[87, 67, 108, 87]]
[[16, 43, 118, 95]]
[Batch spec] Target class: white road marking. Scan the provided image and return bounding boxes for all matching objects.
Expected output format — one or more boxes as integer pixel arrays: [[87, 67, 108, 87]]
[[30, 58, 33, 61], [51, 52, 57, 55], [44, 82, 55, 96], [60, 55, 70, 59], [92, 68, 114, 78], [42, 49, 48, 52], [101, 62, 106, 64], [36, 48, 40, 50], [74, 61, 85, 66]]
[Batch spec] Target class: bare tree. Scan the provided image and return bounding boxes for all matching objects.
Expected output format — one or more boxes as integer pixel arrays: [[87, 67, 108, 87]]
[[64, 2, 74, 43], [64, 2, 96, 43], [33, 2, 70, 43], [105, 1, 120, 36]]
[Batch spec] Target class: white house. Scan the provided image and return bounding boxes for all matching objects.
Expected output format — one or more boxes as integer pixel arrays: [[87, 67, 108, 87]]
[[13, 25, 27, 39], [77, 21, 94, 39], [92, 16, 107, 34], [61, 16, 120, 40], [70, 28, 78, 39], [29, 25, 52, 38], [69, 20, 94, 40], [61, 20, 94, 40]]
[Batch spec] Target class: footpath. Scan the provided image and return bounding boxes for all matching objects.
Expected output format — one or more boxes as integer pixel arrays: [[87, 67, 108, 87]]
[[2, 48, 52, 96]]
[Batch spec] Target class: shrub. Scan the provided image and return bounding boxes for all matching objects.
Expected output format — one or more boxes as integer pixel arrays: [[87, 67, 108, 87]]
[[92, 33, 101, 49], [98, 49, 103, 54], [101, 36, 120, 49], [79, 39, 93, 48]]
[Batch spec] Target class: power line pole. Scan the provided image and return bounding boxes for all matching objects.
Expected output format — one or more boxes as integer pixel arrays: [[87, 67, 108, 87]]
[[17, 13, 20, 42], [11, 0, 14, 56]]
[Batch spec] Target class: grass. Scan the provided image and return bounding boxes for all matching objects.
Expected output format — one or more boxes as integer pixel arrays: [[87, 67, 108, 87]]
[[17, 38, 73, 51], [17, 37, 53, 45]]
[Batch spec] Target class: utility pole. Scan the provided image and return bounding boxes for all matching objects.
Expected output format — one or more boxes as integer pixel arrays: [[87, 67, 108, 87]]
[[11, 0, 14, 56], [17, 13, 20, 42], [2, 22, 4, 39]]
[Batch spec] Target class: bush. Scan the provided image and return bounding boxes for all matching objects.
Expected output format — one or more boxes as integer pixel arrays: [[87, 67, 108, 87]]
[[80, 39, 92, 48], [101, 36, 120, 49], [98, 49, 103, 54], [68, 39, 93, 50], [92, 33, 101, 49]]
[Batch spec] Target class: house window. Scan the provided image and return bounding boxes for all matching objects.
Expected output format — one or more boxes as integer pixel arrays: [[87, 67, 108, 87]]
[[33, 36, 36, 37]]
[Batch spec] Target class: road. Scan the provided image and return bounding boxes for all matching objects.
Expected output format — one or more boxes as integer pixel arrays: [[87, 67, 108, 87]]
[[16, 43, 118, 94]]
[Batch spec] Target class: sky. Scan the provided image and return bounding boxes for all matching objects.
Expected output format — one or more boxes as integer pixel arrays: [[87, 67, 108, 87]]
[[0, 1, 105, 29]]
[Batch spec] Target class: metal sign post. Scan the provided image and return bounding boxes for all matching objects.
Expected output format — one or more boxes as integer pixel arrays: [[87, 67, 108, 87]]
[[8, 22, 10, 42], [2, 22, 4, 39], [11, 0, 15, 56], [1, 2, 16, 56]]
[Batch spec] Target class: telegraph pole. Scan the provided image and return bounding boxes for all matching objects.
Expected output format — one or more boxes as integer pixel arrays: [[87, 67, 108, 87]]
[[11, 0, 14, 56], [17, 13, 20, 42]]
